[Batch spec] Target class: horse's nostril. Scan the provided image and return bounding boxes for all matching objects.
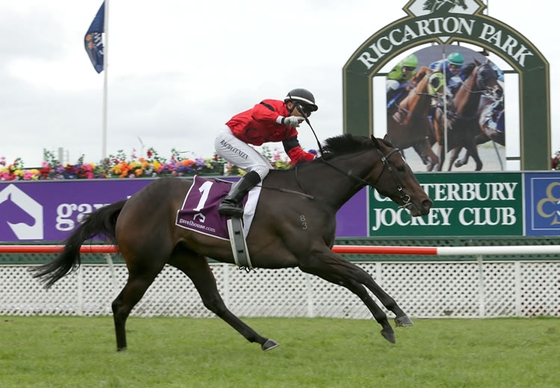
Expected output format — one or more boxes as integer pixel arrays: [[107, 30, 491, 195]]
[[423, 199, 433, 209]]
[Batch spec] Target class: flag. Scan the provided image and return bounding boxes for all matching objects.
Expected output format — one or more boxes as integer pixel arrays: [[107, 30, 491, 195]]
[[84, 2, 105, 73]]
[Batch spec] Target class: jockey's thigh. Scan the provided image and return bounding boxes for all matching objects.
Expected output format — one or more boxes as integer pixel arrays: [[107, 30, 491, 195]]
[[214, 125, 272, 181]]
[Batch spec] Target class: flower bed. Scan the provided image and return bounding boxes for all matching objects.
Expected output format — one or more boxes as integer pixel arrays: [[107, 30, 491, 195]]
[[0, 146, 292, 181], [552, 149, 560, 170]]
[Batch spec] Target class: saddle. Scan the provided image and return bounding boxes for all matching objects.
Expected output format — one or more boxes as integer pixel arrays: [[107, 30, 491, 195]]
[[175, 176, 257, 270]]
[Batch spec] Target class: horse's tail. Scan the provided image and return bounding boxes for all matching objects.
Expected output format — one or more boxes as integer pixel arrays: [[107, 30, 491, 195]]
[[32, 199, 128, 288]]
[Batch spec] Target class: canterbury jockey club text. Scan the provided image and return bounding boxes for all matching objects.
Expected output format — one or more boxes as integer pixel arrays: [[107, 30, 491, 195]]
[[370, 182, 519, 231], [371, 207, 516, 231]]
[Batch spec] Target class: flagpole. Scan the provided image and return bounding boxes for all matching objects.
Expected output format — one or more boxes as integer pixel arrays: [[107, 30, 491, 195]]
[[102, 0, 109, 160]]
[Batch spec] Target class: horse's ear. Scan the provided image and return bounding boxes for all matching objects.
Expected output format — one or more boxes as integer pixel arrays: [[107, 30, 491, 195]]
[[371, 135, 380, 149], [382, 135, 395, 148]]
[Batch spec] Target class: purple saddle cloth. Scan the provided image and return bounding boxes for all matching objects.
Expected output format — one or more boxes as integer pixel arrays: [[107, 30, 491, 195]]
[[175, 176, 246, 240]]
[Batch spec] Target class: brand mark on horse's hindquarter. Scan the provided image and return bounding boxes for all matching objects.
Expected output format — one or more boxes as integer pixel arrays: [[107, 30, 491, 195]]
[[300, 215, 308, 230]]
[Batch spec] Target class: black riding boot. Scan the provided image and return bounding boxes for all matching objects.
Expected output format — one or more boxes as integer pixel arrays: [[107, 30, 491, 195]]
[[218, 171, 261, 217]]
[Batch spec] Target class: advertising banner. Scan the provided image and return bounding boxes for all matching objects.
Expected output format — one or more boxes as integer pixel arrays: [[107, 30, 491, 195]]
[[524, 172, 560, 236], [4, 172, 558, 242], [0, 179, 368, 243], [368, 172, 523, 237], [0, 180, 151, 242]]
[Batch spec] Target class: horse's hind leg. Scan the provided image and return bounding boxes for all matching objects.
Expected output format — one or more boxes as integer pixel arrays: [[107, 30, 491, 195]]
[[112, 263, 165, 351], [470, 146, 483, 171], [169, 250, 279, 351]]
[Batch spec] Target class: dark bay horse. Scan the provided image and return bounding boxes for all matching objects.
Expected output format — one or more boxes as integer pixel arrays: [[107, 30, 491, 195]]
[[433, 60, 503, 171], [386, 66, 440, 171], [32, 135, 432, 351]]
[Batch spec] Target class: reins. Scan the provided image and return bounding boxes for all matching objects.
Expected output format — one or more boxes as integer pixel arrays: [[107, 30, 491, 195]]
[[287, 145, 412, 209], [295, 103, 324, 156]]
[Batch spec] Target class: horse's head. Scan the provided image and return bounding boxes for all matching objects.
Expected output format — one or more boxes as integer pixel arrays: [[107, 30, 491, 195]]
[[463, 59, 503, 100], [396, 66, 439, 126], [369, 136, 433, 216], [410, 66, 430, 85], [453, 60, 503, 114], [476, 60, 503, 100]]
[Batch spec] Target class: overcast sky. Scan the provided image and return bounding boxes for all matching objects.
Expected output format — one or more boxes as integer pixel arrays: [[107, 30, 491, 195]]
[[1, 0, 558, 168]]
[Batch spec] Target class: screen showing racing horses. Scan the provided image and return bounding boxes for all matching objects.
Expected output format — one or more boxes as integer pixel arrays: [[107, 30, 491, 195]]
[[385, 45, 505, 173]]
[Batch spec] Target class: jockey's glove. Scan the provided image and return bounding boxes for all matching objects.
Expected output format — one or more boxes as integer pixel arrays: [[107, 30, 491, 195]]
[[280, 116, 302, 127]]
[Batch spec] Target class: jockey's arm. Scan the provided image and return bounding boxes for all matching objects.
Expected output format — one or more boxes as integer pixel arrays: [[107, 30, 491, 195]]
[[283, 136, 315, 163]]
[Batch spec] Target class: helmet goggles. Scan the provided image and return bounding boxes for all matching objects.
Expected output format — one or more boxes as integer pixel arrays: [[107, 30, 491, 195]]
[[296, 103, 315, 117]]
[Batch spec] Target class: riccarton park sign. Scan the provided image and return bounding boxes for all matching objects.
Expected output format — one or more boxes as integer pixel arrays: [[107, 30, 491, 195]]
[[343, 0, 551, 170]]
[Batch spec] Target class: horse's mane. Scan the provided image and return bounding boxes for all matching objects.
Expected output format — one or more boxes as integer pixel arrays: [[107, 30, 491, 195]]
[[459, 58, 486, 79], [320, 134, 389, 159], [282, 134, 389, 168], [459, 62, 476, 78]]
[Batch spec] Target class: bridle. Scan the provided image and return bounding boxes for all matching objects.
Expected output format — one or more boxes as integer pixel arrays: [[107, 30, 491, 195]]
[[294, 144, 413, 209]]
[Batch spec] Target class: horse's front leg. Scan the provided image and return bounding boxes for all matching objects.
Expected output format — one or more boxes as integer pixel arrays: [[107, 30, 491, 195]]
[[299, 250, 409, 344], [436, 143, 445, 171], [412, 139, 439, 171], [170, 253, 279, 351], [448, 146, 463, 170]]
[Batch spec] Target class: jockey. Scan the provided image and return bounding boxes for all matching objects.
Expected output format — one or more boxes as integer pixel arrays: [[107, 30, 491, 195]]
[[427, 52, 465, 129], [429, 51, 465, 94], [386, 54, 419, 108], [214, 88, 318, 217]]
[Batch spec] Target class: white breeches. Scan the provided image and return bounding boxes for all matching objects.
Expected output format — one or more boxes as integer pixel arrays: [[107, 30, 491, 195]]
[[214, 125, 272, 181]]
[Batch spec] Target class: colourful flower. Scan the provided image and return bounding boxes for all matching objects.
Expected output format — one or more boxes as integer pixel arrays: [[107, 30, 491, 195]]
[[0, 145, 296, 180]]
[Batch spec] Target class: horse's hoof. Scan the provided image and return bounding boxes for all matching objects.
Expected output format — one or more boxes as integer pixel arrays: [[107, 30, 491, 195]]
[[117, 347, 127, 352], [395, 315, 414, 327], [262, 339, 279, 351], [381, 329, 396, 344]]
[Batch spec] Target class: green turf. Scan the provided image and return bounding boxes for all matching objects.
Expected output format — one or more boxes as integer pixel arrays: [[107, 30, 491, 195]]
[[0, 316, 558, 387]]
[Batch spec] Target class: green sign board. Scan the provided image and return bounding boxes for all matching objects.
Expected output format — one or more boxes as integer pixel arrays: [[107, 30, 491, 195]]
[[368, 172, 523, 236], [343, 0, 551, 170]]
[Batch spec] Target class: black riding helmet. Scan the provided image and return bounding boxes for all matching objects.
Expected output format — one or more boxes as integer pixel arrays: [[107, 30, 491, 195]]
[[284, 88, 318, 116]]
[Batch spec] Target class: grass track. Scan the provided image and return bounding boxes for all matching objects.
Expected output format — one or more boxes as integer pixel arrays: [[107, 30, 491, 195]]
[[1, 316, 559, 387]]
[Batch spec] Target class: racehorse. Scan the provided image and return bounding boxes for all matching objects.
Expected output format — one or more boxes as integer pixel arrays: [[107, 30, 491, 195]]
[[32, 134, 433, 352], [432, 60, 503, 171], [0, 192, 36, 240], [386, 66, 440, 171]]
